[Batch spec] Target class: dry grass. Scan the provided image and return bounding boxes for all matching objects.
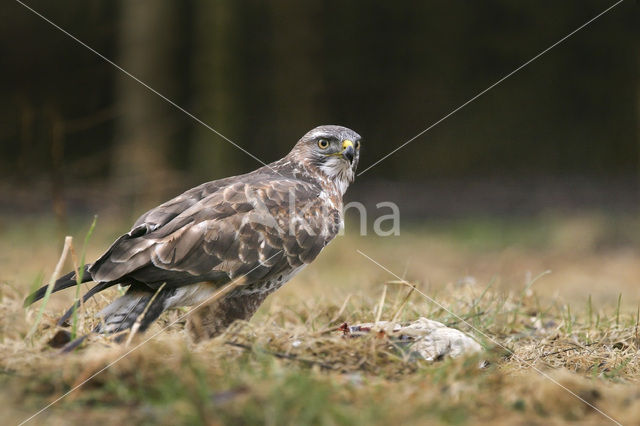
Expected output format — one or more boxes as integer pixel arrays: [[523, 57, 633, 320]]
[[1, 213, 640, 425]]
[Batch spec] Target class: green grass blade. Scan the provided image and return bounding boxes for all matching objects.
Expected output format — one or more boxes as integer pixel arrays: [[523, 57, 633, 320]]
[[71, 215, 98, 340], [615, 293, 622, 328]]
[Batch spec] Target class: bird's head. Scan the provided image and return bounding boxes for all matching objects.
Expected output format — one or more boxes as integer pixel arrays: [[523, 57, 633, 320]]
[[288, 125, 362, 194]]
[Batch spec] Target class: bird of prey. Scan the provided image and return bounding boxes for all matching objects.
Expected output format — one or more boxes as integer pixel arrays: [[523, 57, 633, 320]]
[[25, 125, 361, 343]]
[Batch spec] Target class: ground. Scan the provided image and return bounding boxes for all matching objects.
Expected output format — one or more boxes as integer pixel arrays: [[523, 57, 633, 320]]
[[1, 213, 639, 425]]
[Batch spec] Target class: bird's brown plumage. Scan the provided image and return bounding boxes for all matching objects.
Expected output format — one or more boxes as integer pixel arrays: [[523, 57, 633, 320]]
[[25, 125, 361, 343]]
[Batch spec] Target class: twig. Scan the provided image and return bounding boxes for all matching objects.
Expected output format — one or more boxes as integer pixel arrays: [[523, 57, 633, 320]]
[[224, 341, 337, 370], [309, 324, 347, 337], [445, 310, 487, 327], [27, 236, 73, 339], [374, 284, 388, 323], [329, 294, 352, 324], [523, 342, 599, 362], [391, 283, 416, 323]]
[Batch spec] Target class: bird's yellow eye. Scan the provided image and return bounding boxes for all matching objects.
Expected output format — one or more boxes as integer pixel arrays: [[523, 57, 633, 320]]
[[355, 140, 360, 149], [318, 139, 329, 149]]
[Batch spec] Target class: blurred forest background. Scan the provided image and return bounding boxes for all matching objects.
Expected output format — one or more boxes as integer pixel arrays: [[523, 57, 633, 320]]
[[3, 4, 640, 423], [0, 0, 638, 226]]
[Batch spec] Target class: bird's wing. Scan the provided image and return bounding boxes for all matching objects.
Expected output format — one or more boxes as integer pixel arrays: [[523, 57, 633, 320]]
[[89, 175, 341, 290], [130, 178, 233, 234]]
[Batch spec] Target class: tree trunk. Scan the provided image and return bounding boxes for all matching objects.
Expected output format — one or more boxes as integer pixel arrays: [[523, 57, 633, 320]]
[[111, 0, 179, 214], [269, 2, 326, 153], [189, 0, 240, 181]]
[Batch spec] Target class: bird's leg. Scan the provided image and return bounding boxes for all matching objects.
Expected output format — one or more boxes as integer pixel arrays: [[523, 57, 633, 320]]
[[187, 291, 270, 342]]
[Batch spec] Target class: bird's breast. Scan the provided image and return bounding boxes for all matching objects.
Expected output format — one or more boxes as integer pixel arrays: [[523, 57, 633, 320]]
[[232, 264, 307, 298]]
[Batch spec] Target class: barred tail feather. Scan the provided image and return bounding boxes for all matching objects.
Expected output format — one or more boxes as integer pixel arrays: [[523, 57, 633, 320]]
[[60, 289, 171, 352], [95, 289, 171, 339]]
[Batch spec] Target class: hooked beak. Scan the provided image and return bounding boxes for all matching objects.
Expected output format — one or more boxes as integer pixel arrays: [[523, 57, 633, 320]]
[[342, 140, 355, 163]]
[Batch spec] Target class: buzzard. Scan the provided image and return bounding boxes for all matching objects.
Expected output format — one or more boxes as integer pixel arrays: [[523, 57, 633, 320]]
[[25, 125, 361, 342]]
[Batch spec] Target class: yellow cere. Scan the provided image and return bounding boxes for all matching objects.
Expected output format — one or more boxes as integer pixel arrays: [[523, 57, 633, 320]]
[[342, 140, 353, 150]]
